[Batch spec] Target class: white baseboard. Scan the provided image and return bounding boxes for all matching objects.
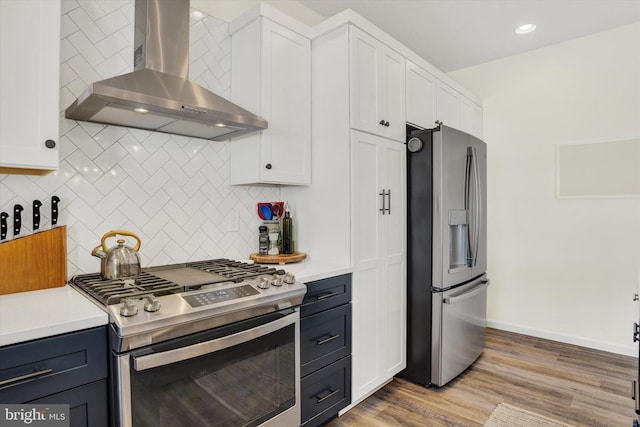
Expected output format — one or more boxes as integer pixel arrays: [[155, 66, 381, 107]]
[[487, 320, 637, 357]]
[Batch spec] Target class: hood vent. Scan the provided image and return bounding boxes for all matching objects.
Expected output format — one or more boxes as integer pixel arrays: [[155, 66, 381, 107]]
[[65, 0, 267, 141]]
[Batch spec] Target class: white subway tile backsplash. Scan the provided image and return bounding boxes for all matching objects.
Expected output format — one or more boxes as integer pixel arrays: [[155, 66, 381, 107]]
[[95, 7, 129, 36], [68, 30, 105, 67], [68, 6, 106, 45]]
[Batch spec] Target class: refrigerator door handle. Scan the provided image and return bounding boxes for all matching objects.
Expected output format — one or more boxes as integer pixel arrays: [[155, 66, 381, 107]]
[[443, 279, 490, 304], [465, 148, 473, 266], [471, 146, 481, 267]]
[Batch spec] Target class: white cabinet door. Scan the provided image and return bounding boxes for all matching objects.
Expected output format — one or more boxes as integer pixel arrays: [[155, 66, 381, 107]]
[[460, 97, 484, 139], [350, 27, 405, 142], [230, 17, 311, 185], [380, 140, 406, 378], [0, 0, 60, 172], [351, 130, 406, 403], [406, 60, 436, 129], [435, 80, 460, 130]]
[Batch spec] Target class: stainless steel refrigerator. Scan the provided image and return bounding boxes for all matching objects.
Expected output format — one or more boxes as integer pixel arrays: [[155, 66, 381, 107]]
[[403, 124, 490, 387]]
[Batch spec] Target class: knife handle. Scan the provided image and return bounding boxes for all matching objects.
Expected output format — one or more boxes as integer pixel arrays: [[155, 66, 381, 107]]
[[13, 204, 23, 236], [0, 212, 7, 240], [33, 200, 42, 231], [51, 195, 60, 226]]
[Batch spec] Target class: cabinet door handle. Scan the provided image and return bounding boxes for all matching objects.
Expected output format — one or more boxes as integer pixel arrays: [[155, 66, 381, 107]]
[[0, 368, 53, 387], [386, 189, 391, 214], [44, 139, 56, 149], [265, 163, 272, 170], [379, 190, 386, 215], [316, 291, 341, 300], [316, 334, 341, 345], [378, 120, 385, 126], [384, 121, 390, 127], [316, 388, 340, 403]]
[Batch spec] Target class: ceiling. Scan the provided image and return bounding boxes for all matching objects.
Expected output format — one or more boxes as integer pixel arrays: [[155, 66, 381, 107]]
[[298, 0, 640, 72]]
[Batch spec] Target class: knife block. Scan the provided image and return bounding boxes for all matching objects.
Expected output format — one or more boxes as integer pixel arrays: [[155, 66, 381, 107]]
[[0, 226, 67, 295]]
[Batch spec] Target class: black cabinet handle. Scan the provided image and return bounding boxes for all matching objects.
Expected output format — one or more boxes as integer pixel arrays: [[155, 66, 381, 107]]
[[384, 121, 390, 127], [316, 334, 341, 345], [386, 189, 391, 214], [378, 120, 385, 125], [44, 139, 56, 149], [316, 388, 340, 403], [265, 163, 272, 170], [379, 190, 386, 215], [316, 291, 341, 300]]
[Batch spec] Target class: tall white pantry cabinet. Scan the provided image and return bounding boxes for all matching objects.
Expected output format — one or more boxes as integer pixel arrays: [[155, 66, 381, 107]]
[[283, 21, 407, 408]]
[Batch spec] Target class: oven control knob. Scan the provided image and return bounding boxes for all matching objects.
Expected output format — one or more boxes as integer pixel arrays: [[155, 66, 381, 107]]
[[283, 272, 296, 284], [272, 274, 283, 287], [258, 276, 271, 289], [120, 299, 138, 317], [144, 296, 161, 312]]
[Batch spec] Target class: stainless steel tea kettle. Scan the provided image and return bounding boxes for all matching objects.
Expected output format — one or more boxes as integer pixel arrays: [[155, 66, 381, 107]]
[[91, 230, 142, 279]]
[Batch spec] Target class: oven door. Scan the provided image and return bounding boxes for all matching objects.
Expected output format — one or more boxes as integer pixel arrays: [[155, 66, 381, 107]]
[[113, 308, 300, 427]]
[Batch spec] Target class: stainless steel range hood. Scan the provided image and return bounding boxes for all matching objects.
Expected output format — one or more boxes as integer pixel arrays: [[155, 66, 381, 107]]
[[65, 0, 267, 141]]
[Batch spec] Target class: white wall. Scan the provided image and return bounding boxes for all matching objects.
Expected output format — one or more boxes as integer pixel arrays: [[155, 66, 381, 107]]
[[449, 22, 640, 355]]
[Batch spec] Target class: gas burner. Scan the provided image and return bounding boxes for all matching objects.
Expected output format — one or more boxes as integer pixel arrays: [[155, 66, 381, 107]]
[[70, 271, 183, 305]]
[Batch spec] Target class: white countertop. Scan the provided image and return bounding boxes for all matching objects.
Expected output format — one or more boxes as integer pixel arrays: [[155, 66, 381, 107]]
[[259, 259, 353, 283], [0, 286, 108, 347]]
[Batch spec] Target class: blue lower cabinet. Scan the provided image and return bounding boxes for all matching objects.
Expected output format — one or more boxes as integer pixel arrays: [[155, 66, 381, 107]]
[[300, 274, 352, 426], [0, 326, 109, 427], [29, 379, 109, 427]]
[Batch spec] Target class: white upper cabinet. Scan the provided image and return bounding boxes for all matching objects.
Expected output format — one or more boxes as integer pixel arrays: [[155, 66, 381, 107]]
[[435, 79, 461, 130], [0, 0, 60, 172], [460, 96, 484, 140], [350, 27, 405, 142], [405, 60, 436, 129], [230, 7, 311, 185]]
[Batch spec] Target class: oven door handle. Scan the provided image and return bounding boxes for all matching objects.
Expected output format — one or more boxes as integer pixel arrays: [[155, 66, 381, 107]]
[[132, 311, 297, 371]]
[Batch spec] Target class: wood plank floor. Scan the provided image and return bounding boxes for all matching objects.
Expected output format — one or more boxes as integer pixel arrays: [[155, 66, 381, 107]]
[[327, 328, 637, 426]]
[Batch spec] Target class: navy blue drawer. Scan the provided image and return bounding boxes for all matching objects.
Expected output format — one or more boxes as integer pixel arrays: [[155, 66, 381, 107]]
[[301, 303, 351, 377], [29, 379, 109, 427], [301, 274, 352, 317], [0, 326, 108, 403], [301, 355, 351, 427]]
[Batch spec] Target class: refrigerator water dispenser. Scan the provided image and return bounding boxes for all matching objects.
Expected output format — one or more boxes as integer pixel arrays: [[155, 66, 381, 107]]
[[448, 209, 468, 270]]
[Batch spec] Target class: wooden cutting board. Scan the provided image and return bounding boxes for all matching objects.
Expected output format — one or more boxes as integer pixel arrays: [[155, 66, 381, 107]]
[[0, 226, 67, 295]]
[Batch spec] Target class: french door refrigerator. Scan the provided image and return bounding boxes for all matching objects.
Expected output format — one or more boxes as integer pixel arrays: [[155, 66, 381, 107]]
[[403, 124, 490, 387]]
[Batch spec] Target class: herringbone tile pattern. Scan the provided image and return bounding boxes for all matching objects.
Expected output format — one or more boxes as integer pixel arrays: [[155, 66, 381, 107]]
[[0, 0, 277, 276]]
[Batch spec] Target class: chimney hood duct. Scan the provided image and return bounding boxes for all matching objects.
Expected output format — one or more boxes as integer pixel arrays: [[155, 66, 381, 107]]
[[65, 0, 267, 141]]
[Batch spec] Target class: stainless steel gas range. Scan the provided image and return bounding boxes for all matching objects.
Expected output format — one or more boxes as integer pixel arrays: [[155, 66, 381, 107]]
[[70, 259, 307, 427]]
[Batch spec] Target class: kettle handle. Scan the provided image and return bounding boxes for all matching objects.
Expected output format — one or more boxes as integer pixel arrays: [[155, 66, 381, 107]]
[[99, 230, 142, 253]]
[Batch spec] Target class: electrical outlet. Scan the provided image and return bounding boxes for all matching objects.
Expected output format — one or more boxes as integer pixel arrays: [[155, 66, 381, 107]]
[[228, 211, 240, 232]]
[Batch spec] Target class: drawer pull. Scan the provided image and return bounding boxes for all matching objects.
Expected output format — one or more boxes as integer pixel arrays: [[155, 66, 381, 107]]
[[0, 368, 53, 387], [316, 388, 340, 403], [316, 334, 341, 345], [316, 291, 341, 301]]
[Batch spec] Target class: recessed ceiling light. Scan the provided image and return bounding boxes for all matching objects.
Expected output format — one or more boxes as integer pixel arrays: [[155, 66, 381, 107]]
[[515, 24, 536, 35]]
